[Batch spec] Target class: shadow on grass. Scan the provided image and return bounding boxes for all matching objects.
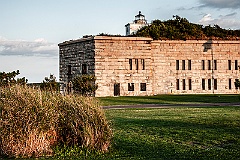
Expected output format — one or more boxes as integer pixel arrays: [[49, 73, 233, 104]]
[[111, 117, 240, 160], [99, 94, 240, 106]]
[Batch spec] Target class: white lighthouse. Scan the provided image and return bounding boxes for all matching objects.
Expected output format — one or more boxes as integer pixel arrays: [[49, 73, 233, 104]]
[[125, 11, 148, 36]]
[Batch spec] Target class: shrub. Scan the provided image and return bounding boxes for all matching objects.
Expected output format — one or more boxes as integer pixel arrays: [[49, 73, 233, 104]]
[[40, 74, 60, 91], [0, 85, 111, 158], [72, 75, 98, 96], [0, 70, 28, 86]]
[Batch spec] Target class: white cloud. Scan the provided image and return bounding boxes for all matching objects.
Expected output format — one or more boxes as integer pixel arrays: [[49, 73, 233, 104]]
[[199, 13, 240, 29], [0, 37, 59, 82], [0, 37, 58, 57]]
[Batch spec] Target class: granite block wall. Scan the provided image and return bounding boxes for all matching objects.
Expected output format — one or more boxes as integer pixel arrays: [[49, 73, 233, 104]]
[[59, 36, 240, 97]]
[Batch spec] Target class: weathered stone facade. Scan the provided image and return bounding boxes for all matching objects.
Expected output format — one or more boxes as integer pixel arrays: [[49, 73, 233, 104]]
[[59, 36, 240, 97]]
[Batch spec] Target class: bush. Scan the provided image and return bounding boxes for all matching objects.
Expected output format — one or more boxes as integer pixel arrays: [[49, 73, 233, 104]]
[[72, 75, 98, 96], [40, 74, 60, 91], [0, 85, 111, 158]]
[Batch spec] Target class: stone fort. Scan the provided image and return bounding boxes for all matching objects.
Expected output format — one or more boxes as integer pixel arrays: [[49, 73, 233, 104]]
[[59, 13, 240, 97]]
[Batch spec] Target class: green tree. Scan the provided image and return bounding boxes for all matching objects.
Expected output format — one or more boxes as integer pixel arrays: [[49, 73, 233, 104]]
[[40, 74, 59, 91], [134, 15, 240, 40], [0, 70, 28, 86], [72, 75, 98, 96]]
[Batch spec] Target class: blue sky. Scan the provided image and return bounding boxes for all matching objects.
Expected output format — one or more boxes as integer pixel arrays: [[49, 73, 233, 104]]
[[0, 0, 240, 82]]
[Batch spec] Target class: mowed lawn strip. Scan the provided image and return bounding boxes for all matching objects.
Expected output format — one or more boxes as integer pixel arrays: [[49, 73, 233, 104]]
[[98, 94, 240, 106], [104, 106, 240, 160]]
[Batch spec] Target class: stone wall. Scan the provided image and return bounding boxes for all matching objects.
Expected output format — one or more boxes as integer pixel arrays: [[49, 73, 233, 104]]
[[59, 36, 240, 97], [151, 40, 240, 94], [59, 37, 95, 84], [94, 36, 153, 97]]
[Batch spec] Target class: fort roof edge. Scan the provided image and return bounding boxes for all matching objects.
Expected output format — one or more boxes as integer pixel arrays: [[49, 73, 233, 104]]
[[58, 35, 240, 46]]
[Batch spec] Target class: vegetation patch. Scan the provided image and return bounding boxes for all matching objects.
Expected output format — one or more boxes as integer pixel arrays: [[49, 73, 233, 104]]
[[134, 15, 240, 40], [0, 85, 111, 158]]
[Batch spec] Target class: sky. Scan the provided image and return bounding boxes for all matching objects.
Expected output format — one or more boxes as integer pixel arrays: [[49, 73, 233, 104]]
[[0, 0, 240, 82]]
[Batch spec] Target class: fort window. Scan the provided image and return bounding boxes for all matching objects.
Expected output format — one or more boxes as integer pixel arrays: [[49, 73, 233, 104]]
[[202, 60, 205, 70], [67, 65, 72, 82], [229, 79, 232, 90], [208, 79, 211, 90], [182, 79, 186, 90], [176, 79, 180, 90], [228, 60, 231, 70], [208, 60, 211, 70], [189, 79, 192, 90], [202, 79, 205, 90], [235, 79, 239, 89], [235, 60, 238, 70], [135, 59, 139, 70], [188, 60, 191, 70], [128, 83, 134, 91], [214, 60, 217, 70], [67, 65, 71, 75], [214, 79, 217, 90], [82, 64, 87, 74], [176, 60, 179, 70], [141, 59, 145, 70], [182, 60, 185, 70], [129, 59, 133, 70], [140, 83, 146, 91]]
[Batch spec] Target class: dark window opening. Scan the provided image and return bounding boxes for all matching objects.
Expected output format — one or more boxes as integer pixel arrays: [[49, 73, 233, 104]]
[[189, 79, 192, 90], [214, 60, 217, 70], [208, 79, 211, 90], [182, 60, 185, 70], [202, 60, 205, 70], [82, 64, 87, 74], [214, 79, 217, 90], [67, 65, 71, 75], [114, 83, 120, 96], [135, 59, 139, 70], [228, 60, 231, 70], [202, 79, 205, 90], [176, 79, 180, 90], [183, 79, 186, 90], [235, 79, 239, 89], [188, 60, 191, 70], [176, 60, 179, 70], [129, 59, 133, 70], [128, 83, 134, 91], [140, 83, 146, 91], [208, 60, 211, 70], [229, 79, 232, 90], [235, 60, 238, 70]]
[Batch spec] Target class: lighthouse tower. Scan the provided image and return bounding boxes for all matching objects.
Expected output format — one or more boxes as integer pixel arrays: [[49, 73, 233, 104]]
[[125, 11, 148, 36]]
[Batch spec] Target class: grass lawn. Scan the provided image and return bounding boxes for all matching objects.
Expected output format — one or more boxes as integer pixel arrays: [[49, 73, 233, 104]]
[[98, 94, 240, 106], [46, 105, 240, 160], [103, 106, 240, 160], [13, 95, 240, 159]]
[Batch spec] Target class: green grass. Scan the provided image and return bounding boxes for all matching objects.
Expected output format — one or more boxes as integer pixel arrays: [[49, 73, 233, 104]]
[[8, 94, 240, 159], [98, 94, 240, 106], [103, 106, 240, 160], [42, 106, 240, 160]]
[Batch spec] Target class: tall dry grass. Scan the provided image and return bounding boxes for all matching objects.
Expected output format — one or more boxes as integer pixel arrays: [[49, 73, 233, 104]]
[[0, 85, 111, 158]]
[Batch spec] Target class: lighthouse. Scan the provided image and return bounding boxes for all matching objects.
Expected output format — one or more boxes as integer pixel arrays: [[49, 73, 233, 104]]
[[125, 11, 148, 36]]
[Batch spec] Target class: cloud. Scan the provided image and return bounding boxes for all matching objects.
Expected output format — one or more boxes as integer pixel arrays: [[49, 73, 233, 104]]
[[0, 37, 58, 57], [199, 13, 240, 29], [199, 0, 240, 9]]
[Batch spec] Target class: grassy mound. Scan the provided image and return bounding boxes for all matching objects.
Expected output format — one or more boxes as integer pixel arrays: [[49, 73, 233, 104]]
[[0, 85, 111, 158]]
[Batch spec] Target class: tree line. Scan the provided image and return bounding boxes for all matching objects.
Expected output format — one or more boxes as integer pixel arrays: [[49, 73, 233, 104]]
[[134, 15, 240, 40], [0, 70, 97, 96]]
